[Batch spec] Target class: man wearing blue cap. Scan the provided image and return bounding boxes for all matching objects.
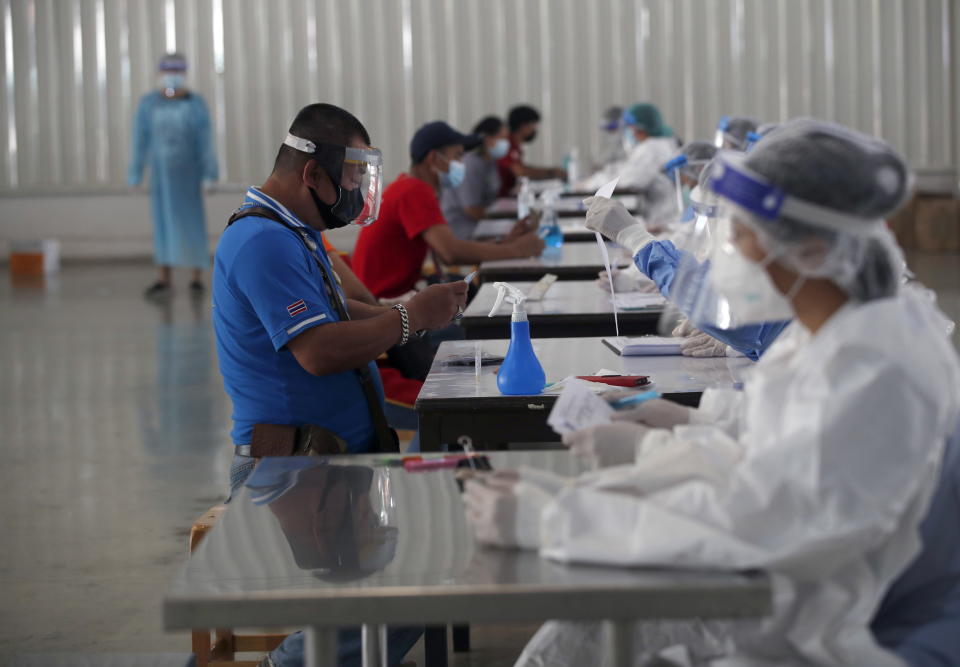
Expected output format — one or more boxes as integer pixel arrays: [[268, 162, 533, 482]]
[[353, 121, 543, 299]]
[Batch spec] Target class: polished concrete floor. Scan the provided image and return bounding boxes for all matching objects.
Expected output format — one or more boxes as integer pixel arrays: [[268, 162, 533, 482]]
[[1, 253, 958, 666]]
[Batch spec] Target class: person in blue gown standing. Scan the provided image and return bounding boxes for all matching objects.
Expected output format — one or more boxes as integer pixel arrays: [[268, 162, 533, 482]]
[[128, 53, 218, 298]]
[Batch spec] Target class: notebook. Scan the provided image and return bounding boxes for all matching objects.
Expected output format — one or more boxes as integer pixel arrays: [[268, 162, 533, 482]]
[[611, 292, 666, 310], [602, 336, 684, 356]]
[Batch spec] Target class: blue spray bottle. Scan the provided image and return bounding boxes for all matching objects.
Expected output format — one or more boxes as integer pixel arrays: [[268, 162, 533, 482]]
[[488, 282, 546, 395]]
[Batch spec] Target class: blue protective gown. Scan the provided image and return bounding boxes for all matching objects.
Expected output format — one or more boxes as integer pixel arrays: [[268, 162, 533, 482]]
[[128, 91, 218, 269], [872, 416, 960, 666], [633, 238, 790, 361]]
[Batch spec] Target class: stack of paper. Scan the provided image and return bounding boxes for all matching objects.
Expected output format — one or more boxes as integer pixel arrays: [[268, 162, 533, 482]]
[[602, 336, 684, 356], [611, 292, 666, 310]]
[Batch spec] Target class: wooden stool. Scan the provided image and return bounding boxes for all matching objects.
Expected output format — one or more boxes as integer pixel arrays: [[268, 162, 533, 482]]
[[189, 505, 288, 667]]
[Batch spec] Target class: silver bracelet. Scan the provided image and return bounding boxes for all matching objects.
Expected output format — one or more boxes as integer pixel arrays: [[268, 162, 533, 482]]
[[392, 304, 410, 346]]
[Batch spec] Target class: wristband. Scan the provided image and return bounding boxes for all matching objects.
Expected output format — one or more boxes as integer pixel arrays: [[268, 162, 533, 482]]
[[392, 304, 410, 346]]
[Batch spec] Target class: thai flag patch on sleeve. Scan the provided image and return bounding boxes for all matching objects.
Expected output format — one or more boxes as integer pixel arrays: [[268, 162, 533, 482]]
[[286, 299, 308, 317]]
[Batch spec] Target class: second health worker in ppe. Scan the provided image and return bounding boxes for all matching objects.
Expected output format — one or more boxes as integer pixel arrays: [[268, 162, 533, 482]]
[[465, 118, 960, 666], [128, 53, 218, 297], [587, 139, 789, 360]]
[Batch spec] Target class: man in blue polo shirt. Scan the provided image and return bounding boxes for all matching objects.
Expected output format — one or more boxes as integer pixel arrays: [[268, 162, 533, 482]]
[[213, 103, 463, 666]]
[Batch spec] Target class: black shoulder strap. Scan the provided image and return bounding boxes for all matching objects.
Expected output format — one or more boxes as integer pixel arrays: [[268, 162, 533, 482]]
[[226, 205, 398, 453]]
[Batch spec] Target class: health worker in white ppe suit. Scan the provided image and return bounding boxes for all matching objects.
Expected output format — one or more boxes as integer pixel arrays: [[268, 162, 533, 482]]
[[581, 103, 679, 194], [463, 118, 960, 666]]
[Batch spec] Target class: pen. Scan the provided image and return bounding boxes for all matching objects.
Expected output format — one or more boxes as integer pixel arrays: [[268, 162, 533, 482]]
[[404, 458, 462, 472], [453, 272, 476, 322], [610, 390, 660, 410]]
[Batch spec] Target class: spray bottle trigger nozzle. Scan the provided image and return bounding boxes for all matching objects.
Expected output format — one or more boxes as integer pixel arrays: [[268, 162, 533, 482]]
[[487, 282, 527, 318]]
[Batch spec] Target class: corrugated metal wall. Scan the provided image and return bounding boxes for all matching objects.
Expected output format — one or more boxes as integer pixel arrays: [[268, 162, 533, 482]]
[[0, 0, 956, 193]]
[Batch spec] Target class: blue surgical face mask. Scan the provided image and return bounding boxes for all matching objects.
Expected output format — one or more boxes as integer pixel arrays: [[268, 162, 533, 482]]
[[489, 138, 510, 160], [623, 128, 638, 151], [440, 159, 466, 188], [161, 73, 185, 91]]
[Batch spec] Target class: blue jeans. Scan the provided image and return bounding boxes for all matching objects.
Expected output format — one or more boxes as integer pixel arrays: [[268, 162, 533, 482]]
[[228, 454, 423, 666]]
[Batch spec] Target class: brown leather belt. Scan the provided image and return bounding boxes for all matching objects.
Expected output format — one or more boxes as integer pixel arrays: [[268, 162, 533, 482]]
[[237, 423, 349, 458]]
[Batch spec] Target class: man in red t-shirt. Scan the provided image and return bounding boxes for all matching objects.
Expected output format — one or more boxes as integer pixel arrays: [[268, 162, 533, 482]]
[[352, 121, 544, 299], [497, 105, 567, 197]]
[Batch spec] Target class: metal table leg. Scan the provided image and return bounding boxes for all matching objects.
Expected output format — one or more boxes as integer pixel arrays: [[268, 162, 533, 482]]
[[607, 619, 634, 667], [362, 624, 386, 667], [304, 625, 337, 667]]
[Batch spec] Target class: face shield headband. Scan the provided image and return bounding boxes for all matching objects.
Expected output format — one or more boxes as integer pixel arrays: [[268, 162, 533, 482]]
[[744, 131, 763, 151], [158, 58, 186, 73], [709, 153, 884, 237], [283, 133, 384, 228]]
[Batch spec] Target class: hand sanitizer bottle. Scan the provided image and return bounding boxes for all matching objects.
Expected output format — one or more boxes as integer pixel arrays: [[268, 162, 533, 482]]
[[487, 282, 546, 395]]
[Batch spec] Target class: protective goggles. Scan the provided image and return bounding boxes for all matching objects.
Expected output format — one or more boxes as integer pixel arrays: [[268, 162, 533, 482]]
[[710, 153, 883, 235], [284, 133, 384, 226]]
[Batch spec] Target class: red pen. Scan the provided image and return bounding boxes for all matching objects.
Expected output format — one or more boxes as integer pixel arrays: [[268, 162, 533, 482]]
[[403, 458, 462, 472]]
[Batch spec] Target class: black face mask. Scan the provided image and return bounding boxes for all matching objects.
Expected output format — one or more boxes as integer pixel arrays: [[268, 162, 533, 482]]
[[524, 130, 537, 144], [309, 184, 364, 230]]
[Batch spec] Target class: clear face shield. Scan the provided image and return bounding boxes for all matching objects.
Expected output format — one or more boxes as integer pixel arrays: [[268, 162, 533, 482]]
[[283, 133, 384, 227], [661, 152, 895, 334], [655, 183, 729, 335], [714, 116, 730, 148], [663, 155, 713, 216], [340, 146, 383, 226]]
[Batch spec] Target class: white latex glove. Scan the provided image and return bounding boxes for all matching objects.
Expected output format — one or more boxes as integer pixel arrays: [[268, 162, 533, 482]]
[[610, 397, 693, 429], [671, 318, 698, 337], [562, 422, 649, 468], [463, 477, 554, 549], [583, 196, 654, 256], [596, 268, 639, 293], [680, 331, 732, 358], [468, 467, 570, 496]]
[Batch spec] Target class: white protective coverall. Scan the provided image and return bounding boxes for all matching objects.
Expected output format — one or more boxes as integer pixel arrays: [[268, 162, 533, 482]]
[[517, 286, 960, 666], [582, 136, 678, 194]]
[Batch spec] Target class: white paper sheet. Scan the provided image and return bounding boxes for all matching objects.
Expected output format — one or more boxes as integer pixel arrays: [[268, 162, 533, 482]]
[[594, 177, 620, 200], [593, 176, 621, 337], [547, 378, 614, 435]]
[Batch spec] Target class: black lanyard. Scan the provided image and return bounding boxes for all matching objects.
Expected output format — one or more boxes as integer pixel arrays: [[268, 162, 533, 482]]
[[227, 205, 398, 453]]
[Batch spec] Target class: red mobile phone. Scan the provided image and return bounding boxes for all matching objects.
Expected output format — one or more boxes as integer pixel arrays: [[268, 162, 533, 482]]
[[575, 375, 651, 388]]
